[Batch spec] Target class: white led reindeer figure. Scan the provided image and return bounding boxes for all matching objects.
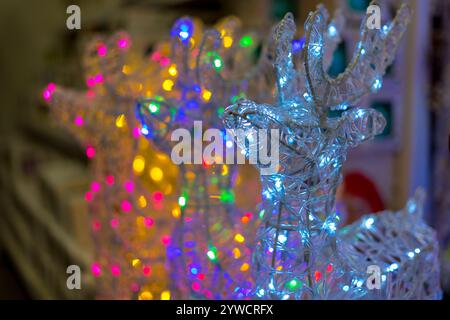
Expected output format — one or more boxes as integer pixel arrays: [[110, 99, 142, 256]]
[[223, 2, 441, 299]]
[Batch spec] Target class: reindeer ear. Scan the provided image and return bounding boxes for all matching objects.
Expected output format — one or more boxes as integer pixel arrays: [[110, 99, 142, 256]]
[[272, 12, 301, 105], [339, 107, 386, 148], [169, 17, 197, 79], [196, 28, 226, 95], [303, 3, 411, 116], [223, 99, 285, 163]]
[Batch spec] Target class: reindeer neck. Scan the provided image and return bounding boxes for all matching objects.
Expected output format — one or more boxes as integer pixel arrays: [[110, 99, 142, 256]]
[[253, 146, 346, 299]]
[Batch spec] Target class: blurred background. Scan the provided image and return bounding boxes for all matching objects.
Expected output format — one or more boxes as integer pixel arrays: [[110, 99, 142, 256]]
[[0, 0, 449, 299]]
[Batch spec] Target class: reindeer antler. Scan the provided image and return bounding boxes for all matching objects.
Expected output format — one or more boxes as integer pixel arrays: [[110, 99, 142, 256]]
[[268, 8, 346, 124], [195, 16, 272, 106], [83, 32, 134, 99], [303, 1, 411, 117]]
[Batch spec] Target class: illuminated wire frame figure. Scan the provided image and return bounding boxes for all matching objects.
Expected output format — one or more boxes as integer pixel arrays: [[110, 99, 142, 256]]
[[44, 32, 171, 299], [224, 2, 441, 299], [136, 16, 283, 299]]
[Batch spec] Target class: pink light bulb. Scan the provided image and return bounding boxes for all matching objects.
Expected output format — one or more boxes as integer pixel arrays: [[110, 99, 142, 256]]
[[203, 290, 212, 299], [43, 82, 56, 101], [121, 200, 132, 212], [97, 44, 107, 56], [74, 115, 84, 126], [47, 83, 56, 92], [152, 191, 164, 202], [144, 217, 154, 228], [94, 73, 103, 84], [192, 282, 201, 292], [86, 76, 96, 87], [86, 146, 95, 159], [142, 265, 151, 276], [92, 220, 101, 231], [132, 127, 141, 139], [151, 52, 161, 61], [42, 89, 51, 101], [90, 181, 100, 192], [91, 263, 101, 277], [85, 191, 93, 202], [111, 265, 121, 277], [106, 175, 115, 185], [124, 181, 134, 193], [86, 90, 95, 99], [160, 57, 170, 67], [117, 38, 128, 49], [110, 218, 119, 229], [161, 235, 171, 246]]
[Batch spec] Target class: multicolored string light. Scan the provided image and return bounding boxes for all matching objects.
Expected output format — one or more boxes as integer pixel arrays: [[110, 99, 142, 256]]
[[44, 31, 175, 300]]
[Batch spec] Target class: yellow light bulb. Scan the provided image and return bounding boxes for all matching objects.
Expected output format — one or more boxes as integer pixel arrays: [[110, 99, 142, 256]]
[[164, 184, 173, 195], [132, 259, 141, 267], [156, 152, 167, 161], [139, 291, 153, 300], [162, 79, 174, 91], [138, 195, 147, 208], [223, 36, 233, 48], [240, 263, 250, 272], [168, 64, 177, 77], [185, 171, 196, 180], [172, 207, 180, 218], [221, 165, 228, 176], [234, 233, 245, 243], [150, 167, 164, 182], [115, 114, 126, 128], [122, 64, 131, 75], [233, 248, 241, 259], [161, 290, 171, 300], [202, 89, 212, 102], [133, 155, 145, 174]]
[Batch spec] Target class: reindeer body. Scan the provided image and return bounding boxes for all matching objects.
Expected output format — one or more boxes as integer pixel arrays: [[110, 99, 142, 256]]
[[340, 192, 441, 299]]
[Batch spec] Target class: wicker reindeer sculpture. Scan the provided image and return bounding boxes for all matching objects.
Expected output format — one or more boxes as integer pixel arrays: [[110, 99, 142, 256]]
[[223, 2, 441, 300]]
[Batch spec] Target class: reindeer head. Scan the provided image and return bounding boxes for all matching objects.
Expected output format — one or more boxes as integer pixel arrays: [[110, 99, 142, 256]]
[[44, 31, 153, 171], [223, 2, 410, 197], [136, 16, 273, 154]]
